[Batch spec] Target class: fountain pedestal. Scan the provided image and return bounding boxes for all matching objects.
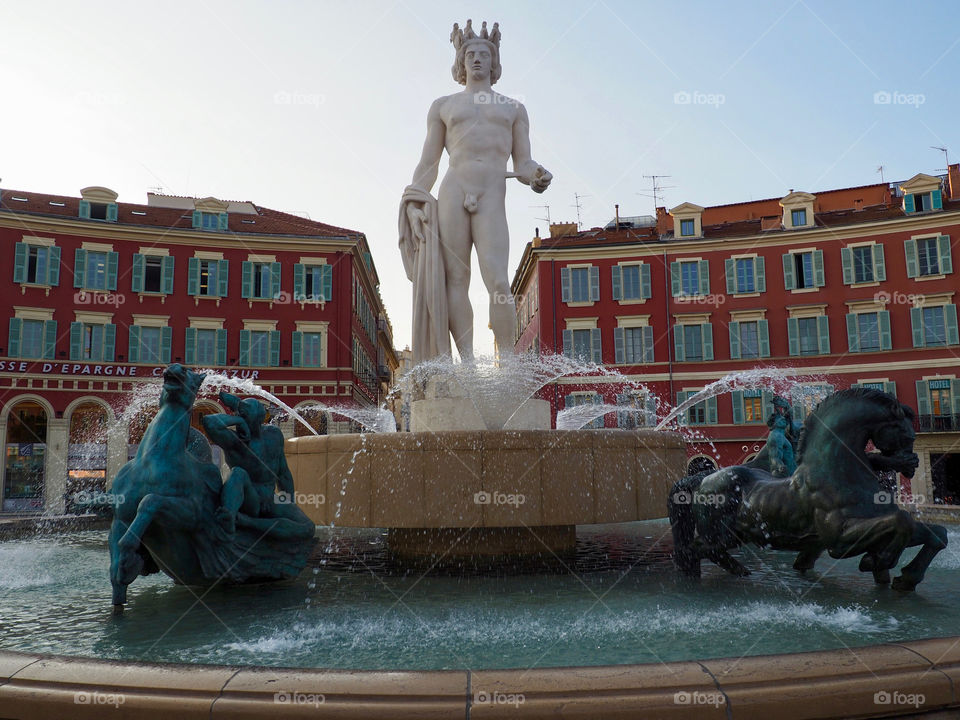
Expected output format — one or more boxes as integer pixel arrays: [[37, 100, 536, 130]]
[[409, 374, 552, 431]]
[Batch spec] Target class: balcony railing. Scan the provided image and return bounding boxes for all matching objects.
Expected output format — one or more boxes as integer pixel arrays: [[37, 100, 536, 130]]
[[914, 414, 960, 432]]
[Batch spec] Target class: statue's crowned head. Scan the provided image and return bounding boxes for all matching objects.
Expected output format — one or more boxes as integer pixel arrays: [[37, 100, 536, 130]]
[[451, 19, 502, 86]]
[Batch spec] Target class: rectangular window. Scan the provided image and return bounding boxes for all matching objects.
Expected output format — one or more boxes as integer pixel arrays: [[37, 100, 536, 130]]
[[914, 193, 930, 213], [82, 324, 105, 361], [249, 330, 270, 366], [196, 329, 217, 365], [923, 306, 947, 346], [302, 332, 323, 367], [739, 321, 760, 359], [852, 246, 874, 283], [798, 317, 819, 355], [252, 263, 272, 299], [306, 266, 325, 300], [735, 258, 755, 293], [139, 327, 162, 363], [566, 393, 604, 429], [795, 252, 814, 288], [572, 328, 592, 360], [623, 327, 645, 363], [19, 319, 45, 359], [792, 385, 833, 418], [201, 212, 220, 230], [680, 218, 695, 236], [744, 392, 764, 423], [917, 237, 940, 276], [199, 260, 218, 296], [677, 390, 717, 426], [26, 246, 49, 284], [683, 324, 702, 361], [85, 251, 109, 290], [680, 261, 699, 295], [143, 256, 163, 293], [621, 264, 641, 300], [791, 208, 806, 226], [856, 312, 881, 351], [570, 267, 590, 302], [616, 392, 653, 428], [930, 382, 952, 415]]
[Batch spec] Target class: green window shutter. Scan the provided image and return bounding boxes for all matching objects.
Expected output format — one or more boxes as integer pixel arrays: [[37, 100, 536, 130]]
[[938, 235, 953, 274], [294, 264, 305, 300], [933, 189, 943, 210], [706, 396, 718, 425], [813, 250, 825, 287], [702, 323, 713, 361], [725, 258, 736, 293], [698, 260, 710, 294], [816, 315, 830, 354], [613, 327, 625, 363], [48, 247, 61, 286], [562, 329, 573, 357], [217, 260, 229, 296], [239, 329, 251, 365], [106, 251, 119, 291], [755, 257, 766, 292], [216, 329, 227, 365], [187, 257, 200, 295], [69, 322, 83, 359], [269, 330, 281, 366], [846, 313, 860, 353], [560, 267, 571, 302], [642, 326, 654, 362], [74, 248, 87, 288], [270, 262, 281, 299], [673, 325, 685, 362], [872, 244, 886, 282], [7, 318, 22, 357], [910, 306, 924, 347], [915, 380, 931, 415], [758, 319, 770, 357], [640, 264, 651, 299], [128, 326, 141, 363], [841, 247, 853, 284], [729, 320, 741, 359], [611, 265, 622, 301], [904, 239, 919, 278], [322, 264, 332, 301], [292, 331, 303, 367], [787, 317, 800, 356], [13, 243, 27, 283], [42, 320, 57, 359], [904, 193, 915, 214], [192, 210, 202, 228], [106, 203, 118, 222], [589, 266, 600, 302], [104, 324, 116, 362], [731, 391, 744, 424], [884, 381, 897, 398], [782, 253, 795, 290], [946, 303, 959, 345], [78, 200, 91, 219], [878, 310, 892, 350], [241, 261, 253, 298], [184, 327, 197, 365], [590, 327, 602, 364], [159, 327, 172, 363], [161, 256, 175, 294], [670, 261, 681, 297], [131, 253, 145, 292], [218, 213, 229, 230]]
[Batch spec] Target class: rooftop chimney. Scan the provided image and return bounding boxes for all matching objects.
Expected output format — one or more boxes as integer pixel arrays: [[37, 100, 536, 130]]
[[949, 164, 960, 200], [614, 204, 620, 231]]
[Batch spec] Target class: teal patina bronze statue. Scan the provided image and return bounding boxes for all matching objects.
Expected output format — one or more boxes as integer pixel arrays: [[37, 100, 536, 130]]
[[669, 388, 947, 591], [109, 365, 316, 612]]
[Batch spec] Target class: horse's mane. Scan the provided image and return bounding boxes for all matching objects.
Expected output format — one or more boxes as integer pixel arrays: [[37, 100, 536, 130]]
[[795, 387, 912, 464]]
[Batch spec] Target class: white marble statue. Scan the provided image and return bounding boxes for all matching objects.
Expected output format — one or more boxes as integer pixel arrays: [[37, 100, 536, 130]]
[[399, 20, 552, 363]]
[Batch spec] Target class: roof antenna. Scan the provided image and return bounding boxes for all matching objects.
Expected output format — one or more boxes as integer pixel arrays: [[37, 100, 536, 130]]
[[876, 165, 885, 183], [572, 192, 590, 230], [639, 174, 676, 212], [530, 203, 551, 226], [931, 146, 950, 172]]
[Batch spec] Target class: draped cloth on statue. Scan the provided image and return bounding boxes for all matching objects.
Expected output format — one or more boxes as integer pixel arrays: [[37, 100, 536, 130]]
[[398, 184, 450, 364]]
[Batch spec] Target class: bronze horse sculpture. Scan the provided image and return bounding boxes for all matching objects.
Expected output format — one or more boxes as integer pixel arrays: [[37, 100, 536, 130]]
[[669, 388, 947, 591]]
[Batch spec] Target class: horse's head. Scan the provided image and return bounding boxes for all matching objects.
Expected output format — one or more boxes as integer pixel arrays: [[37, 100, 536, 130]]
[[160, 364, 206, 409], [870, 399, 918, 478], [219, 391, 266, 433]]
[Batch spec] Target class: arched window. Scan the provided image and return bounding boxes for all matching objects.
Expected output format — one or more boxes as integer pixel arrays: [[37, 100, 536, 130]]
[[3, 402, 48, 512]]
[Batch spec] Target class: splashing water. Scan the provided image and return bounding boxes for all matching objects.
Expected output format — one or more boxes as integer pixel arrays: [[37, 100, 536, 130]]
[[198, 371, 321, 436]]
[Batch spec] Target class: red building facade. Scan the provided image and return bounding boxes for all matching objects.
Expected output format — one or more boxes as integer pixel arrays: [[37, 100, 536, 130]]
[[512, 166, 960, 511], [0, 186, 396, 514]]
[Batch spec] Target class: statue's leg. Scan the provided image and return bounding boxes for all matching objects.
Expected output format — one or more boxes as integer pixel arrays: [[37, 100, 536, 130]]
[[237, 501, 316, 540], [437, 184, 475, 360], [793, 546, 822, 572], [217, 468, 258, 534], [109, 517, 139, 611], [119, 493, 201, 554], [892, 522, 948, 591], [828, 511, 913, 571], [471, 200, 515, 356], [708, 549, 750, 577]]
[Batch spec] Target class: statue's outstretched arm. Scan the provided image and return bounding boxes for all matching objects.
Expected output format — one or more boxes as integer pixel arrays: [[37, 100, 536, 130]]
[[201, 413, 247, 451], [410, 98, 445, 192], [511, 103, 551, 193]]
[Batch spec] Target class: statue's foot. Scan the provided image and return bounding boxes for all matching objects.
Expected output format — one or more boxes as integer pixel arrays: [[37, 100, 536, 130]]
[[891, 575, 917, 592], [872, 569, 891, 585], [216, 507, 237, 535]]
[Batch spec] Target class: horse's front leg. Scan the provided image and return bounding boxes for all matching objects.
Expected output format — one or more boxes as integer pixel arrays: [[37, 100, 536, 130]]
[[892, 522, 948, 592], [109, 518, 139, 612], [793, 546, 823, 573], [828, 511, 914, 577]]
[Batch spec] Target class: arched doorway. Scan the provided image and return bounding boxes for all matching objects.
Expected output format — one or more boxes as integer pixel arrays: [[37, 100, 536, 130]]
[[3, 401, 48, 512], [66, 402, 109, 514]]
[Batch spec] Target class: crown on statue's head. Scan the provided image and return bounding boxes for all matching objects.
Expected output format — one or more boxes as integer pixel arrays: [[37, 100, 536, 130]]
[[450, 19, 500, 51]]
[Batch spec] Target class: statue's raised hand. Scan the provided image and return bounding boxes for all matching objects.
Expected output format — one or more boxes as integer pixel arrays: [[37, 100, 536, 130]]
[[528, 166, 552, 194]]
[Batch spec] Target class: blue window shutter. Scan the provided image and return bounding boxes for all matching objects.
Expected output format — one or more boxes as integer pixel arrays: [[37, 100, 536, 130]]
[[192, 210, 202, 228], [292, 331, 303, 367], [106, 203, 118, 222], [725, 258, 736, 294], [640, 263, 651, 299], [873, 244, 886, 282], [7, 318, 21, 357], [673, 325, 685, 362], [79, 200, 91, 219], [13, 243, 27, 283], [294, 264, 305, 300], [846, 313, 860, 353], [69, 322, 83, 359], [698, 260, 710, 294], [641, 326, 653, 362], [128, 326, 140, 363], [562, 329, 573, 358], [590, 327, 602, 364], [560, 267, 571, 302], [904, 193, 915, 213], [564, 394, 573, 409], [953, 381, 960, 416], [884, 381, 897, 398], [611, 265, 622, 301], [42, 320, 57, 359], [184, 327, 197, 365], [74, 249, 87, 288], [812, 250, 825, 287], [161, 256, 175, 294], [904, 239, 919, 278], [707, 396, 718, 425], [938, 235, 953, 274], [216, 329, 227, 365], [241, 261, 253, 298], [911, 307, 924, 347], [670, 261, 681, 297], [187, 257, 200, 295], [782, 253, 795, 291], [614, 327, 625, 363], [817, 316, 830, 354], [218, 260, 230, 296], [218, 212, 229, 230], [841, 247, 853, 284], [878, 310, 892, 350], [589, 266, 600, 301], [322, 264, 332, 300], [933, 189, 943, 210], [159, 327, 172, 363], [48, 246, 61, 286], [239, 329, 251, 365], [915, 380, 931, 415], [729, 321, 741, 359], [270, 262, 281, 299], [731, 391, 744, 424], [755, 257, 765, 292], [787, 317, 799, 356], [702, 323, 713, 361], [131, 254, 145, 292], [107, 251, 119, 291], [104, 324, 116, 361], [269, 330, 281, 366], [946, 303, 959, 345], [758, 319, 770, 357]]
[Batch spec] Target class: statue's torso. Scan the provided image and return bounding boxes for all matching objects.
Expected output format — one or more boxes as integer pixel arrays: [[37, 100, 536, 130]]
[[440, 91, 517, 179]]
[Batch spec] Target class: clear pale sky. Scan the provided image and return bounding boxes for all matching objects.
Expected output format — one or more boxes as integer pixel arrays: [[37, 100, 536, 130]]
[[2, 1, 958, 356]]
